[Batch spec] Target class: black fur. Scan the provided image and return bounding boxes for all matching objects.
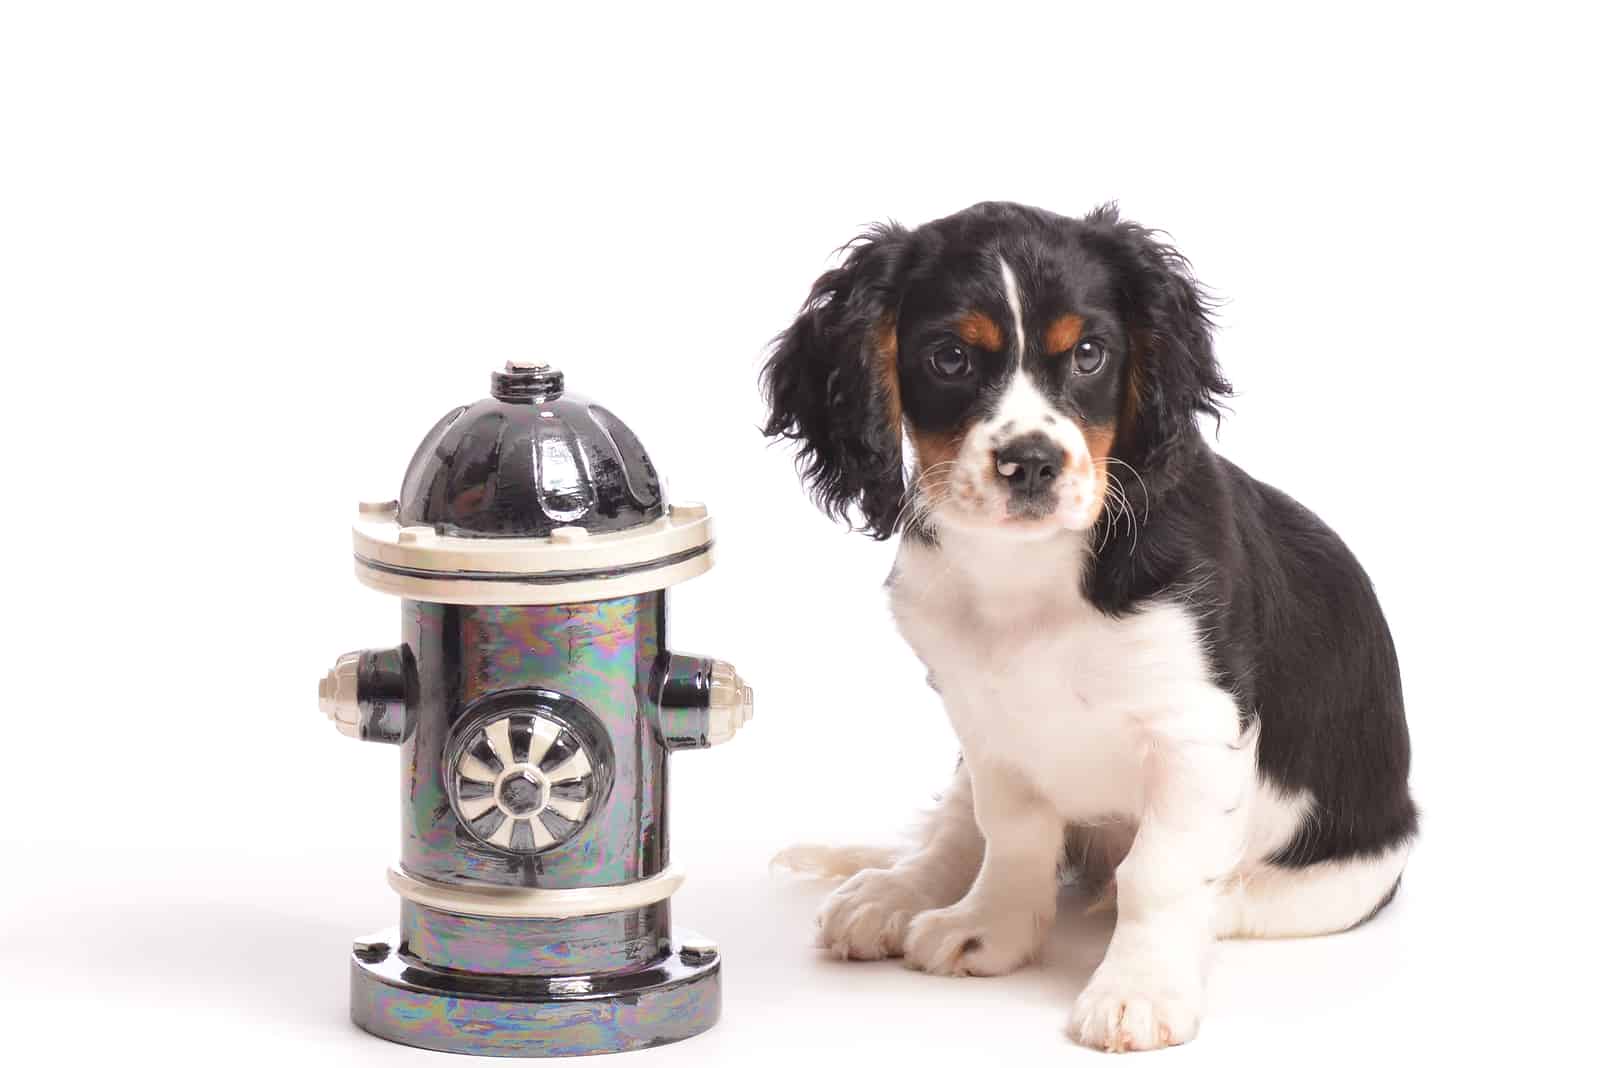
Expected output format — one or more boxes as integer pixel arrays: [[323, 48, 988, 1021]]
[[761, 224, 914, 539], [1077, 208, 1232, 499], [763, 200, 1418, 871]]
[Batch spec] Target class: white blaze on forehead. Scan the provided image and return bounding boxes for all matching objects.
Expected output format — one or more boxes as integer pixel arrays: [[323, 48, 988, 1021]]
[[998, 256, 1025, 360], [991, 369, 1055, 426], [991, 256, 1069, 448], [985, 369, 1089, 463]]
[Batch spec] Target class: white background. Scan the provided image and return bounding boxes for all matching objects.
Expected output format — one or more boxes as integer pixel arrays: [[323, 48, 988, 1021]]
[[3, 2, 1596, 1065]]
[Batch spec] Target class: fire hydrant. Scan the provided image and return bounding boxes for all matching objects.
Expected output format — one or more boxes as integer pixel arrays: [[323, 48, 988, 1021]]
[[318, 361, 753, 1056]]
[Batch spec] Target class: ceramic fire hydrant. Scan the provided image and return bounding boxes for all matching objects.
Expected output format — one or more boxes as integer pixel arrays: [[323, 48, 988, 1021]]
[[317, 361, 753, 1057]]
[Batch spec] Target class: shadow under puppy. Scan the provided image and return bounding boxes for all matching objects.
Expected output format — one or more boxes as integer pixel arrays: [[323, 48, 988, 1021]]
[[761, 202, 1416, 1052]]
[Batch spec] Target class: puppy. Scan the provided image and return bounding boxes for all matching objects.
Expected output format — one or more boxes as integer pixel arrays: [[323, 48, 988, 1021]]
[[761, 202, 1416, 1051]]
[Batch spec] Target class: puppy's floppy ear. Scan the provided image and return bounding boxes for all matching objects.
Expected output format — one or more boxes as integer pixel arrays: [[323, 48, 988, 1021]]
[[1084, 203, 1231, 495], [761, 223, 913, 539]]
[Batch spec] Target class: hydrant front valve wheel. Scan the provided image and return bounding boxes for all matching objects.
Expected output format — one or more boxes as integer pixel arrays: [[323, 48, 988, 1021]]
[[448, 708, 599, 854]]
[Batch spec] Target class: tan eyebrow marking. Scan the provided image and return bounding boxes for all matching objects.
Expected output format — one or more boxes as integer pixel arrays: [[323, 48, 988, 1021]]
[[1045, 314, 1085, 356], [954, 311, 1003, 351]]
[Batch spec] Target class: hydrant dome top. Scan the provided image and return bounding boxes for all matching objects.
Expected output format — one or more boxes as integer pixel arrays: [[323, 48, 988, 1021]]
[[353, 362, 714, 604], [398, 362, 665, 538]]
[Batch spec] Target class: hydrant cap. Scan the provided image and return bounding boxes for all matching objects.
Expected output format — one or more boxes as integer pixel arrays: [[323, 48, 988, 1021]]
[[351, 363, 714, 604], [397, 362, 665, 539]]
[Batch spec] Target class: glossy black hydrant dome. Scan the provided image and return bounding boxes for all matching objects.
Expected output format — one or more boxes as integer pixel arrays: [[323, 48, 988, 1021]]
[[398, 362, 664, 538]]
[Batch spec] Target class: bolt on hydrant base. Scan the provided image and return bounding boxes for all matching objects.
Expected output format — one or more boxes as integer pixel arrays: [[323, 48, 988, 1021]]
[[320, 363, 752, 1057]]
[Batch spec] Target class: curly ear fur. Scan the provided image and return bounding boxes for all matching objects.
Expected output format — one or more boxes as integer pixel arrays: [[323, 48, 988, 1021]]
[[1084, 204, 1232, 497], [761, 224, 913, 538]]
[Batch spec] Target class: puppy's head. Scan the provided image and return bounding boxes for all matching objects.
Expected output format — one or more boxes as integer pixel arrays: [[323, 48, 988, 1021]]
[[762, 202, 1229, 541]]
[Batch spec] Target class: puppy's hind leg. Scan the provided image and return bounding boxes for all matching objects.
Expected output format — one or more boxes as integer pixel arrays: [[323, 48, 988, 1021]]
[[1213, 842, 1410, 939], [776, 763, 986, 961]]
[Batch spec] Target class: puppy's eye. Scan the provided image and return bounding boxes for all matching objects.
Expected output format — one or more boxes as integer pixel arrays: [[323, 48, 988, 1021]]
[[1072, 339, 1107, 375], [929, 343, 972, 379]]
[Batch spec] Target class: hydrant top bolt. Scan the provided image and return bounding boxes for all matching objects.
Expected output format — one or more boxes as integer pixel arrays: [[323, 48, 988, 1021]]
[[492, 362, 565, 403]]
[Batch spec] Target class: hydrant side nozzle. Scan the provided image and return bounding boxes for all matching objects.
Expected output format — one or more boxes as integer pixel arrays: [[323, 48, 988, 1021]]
[[318, 647, 413, 744], [652, 653, 753, 749], [320, 652, 363, 738], [705, 659, 754, 746]]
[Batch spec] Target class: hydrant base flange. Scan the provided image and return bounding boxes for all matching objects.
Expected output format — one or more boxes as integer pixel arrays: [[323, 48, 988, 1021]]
[[349, 927, 721, 1057]]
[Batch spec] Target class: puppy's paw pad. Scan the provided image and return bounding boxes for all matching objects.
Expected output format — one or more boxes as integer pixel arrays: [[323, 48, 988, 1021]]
[[815, 868, 937, 961], [902, 904, 1039, 977], [1069, 977, 1201, 1052]]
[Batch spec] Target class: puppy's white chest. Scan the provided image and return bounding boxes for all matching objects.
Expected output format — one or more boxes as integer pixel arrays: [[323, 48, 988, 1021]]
[[889, 537, 1213, 819]]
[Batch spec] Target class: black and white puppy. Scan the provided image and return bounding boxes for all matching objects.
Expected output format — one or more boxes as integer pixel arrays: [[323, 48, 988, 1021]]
[[762, 202, 1416, 1052]]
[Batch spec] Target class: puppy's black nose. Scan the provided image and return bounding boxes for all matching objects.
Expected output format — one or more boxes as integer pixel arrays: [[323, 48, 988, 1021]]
[[994, 435, 1064, 494]]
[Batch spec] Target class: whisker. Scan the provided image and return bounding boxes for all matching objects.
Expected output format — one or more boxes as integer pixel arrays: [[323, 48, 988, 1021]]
[[1095, 474, 1126, 554], [1100, 457, 1150, 522], [892, 462, 960, 530], [1097, 467, 1138, 557], [894, 472, 956, 533]]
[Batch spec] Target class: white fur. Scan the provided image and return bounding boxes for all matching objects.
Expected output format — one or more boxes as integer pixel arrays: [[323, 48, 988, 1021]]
[[1214, 839, 1409, 939], [998, 256, 1026, 357], [772, 844, 901, 880], [784, 527, 1408, 1052]]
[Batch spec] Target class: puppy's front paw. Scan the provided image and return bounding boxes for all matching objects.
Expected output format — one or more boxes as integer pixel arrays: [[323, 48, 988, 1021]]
[[816, 868, 939, 960], [902, 901, 1043, 977], [1068, 963, 1203, 1052]]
